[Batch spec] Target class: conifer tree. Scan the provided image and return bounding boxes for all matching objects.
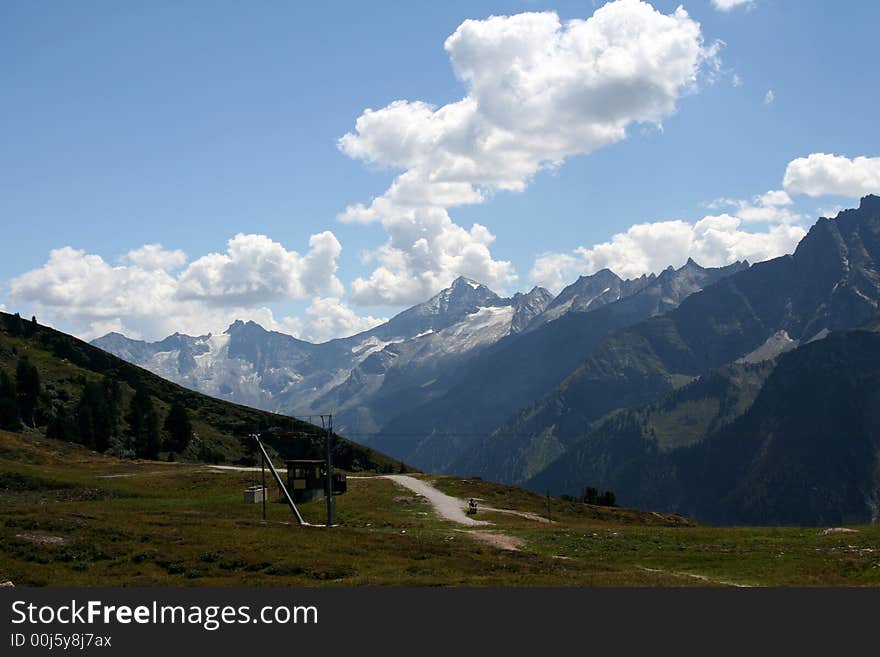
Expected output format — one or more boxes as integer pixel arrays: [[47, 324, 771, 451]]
[[75, 380, 116, 451], [0, 371, 20, 431], [15, 357, 40, 427], [128, 387, 160, 459], [8, 313, 24, 337], [163, 402, 192, 453], [47, 404, 77, 442]]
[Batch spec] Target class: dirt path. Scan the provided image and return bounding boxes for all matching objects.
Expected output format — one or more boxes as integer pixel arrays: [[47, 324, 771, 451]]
[[482, 506, 553, 523], [384, 475, 531, 552], [465, 530, 526, 551], [637, 565, 753, 588], [211, 469, 528, 550], [384, 475, 489, 526], [208, 469, 492, 529]]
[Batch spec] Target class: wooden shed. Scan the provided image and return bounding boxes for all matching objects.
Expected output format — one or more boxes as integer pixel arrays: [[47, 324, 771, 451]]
[[285, 460, 348, 504]]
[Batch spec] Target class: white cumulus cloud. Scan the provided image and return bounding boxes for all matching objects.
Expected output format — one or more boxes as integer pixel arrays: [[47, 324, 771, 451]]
[[124, 244, 187, 271], [757, 189, 793, 207], [300, 298, 386, 344], [783, 153, 880, 198], [11, 246, 197, 339], [349, 216, 516, 306], [177, 232, 343, 305], [712, 0, 754, 11], [8, 232, 351, 341], [339, 0, 720, 305], [708, 189, 801, 224], [531, 199, 807, 291]]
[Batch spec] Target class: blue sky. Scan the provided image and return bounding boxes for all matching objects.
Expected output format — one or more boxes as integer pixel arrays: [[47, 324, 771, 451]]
[[2, 0, 879, 341]]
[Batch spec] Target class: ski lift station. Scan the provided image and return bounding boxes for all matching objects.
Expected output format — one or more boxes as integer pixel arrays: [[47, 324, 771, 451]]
[[247, 424, 346, 527], [287, 459, 347, 503]]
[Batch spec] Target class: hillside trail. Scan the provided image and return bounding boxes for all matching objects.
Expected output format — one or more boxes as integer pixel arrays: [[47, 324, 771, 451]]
[[383, 474, 489, 526], [382, 475, 528, 551], [211, 468, 533, 551], [636, 566, 753, 588]]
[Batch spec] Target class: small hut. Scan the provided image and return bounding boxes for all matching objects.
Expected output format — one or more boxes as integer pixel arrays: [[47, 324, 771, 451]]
[[285, 459, 348, 503]]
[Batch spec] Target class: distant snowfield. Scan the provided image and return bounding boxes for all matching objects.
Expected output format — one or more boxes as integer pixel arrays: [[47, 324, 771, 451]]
[[435, 305, 515, 354], [351, 335, 392, 358], [99, 291, 526, 421], [144, 333, 272, 408]]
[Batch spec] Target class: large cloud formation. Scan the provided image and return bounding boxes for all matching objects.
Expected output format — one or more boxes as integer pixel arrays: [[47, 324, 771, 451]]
[[7, 234, 380, 342], [783, 153, 880, 198], [339, 0, 720, 305], [531, 190, 806, 290], [177, 232, 343, 305]]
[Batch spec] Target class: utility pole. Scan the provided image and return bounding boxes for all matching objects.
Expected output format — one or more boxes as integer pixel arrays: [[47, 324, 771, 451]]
[[261, 450, 267, 521], [324, 414, 334, 527]]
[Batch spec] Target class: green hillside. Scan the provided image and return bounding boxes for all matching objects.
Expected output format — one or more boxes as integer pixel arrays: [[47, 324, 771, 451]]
[[0, 311, 405, 472], [677, 330, 880, 525], [2, 430, 879, 587], [494, 197, 880, 489], [530, 330, 880, 525]]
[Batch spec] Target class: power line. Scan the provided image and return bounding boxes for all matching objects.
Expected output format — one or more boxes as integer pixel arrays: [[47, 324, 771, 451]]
[[277, 416, 604, 442]]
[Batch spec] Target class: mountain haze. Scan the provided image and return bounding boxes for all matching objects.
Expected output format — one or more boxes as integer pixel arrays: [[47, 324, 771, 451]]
[[489, 196, 880, 489], [93, 259, 747, 476], [529, 329, 880, 525], [372, 258, 749, 472]]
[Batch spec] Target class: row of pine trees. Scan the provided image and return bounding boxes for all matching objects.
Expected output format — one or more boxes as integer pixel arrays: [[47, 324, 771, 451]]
[[0, 355, 192, 460]]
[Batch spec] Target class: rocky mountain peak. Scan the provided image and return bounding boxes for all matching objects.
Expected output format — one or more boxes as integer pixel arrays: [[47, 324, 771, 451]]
[[427, 277, 499, 315], [450, 275, 482, 289], [859, 193, 880, 213], [224, 319, 265, 335], [793, 193, 880, 285], [91, 332, 151, 362], [372, 277, 501, 340], [101, 331, 131, 341], [515, 286, 553, 303], [575, 268, 620, 285], [526, 268, 626, 330], [509, 286, 554, 333]]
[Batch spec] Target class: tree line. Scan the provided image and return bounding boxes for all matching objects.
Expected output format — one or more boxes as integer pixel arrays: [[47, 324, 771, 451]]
[[0, 355, 192, 460], [560, 486, 616, 507]]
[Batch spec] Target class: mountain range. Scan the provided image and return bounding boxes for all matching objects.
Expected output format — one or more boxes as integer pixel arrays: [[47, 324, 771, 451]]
[[94, 277, 553, 423], [93, 258, 748, 462], [92, 195, 880, 524]]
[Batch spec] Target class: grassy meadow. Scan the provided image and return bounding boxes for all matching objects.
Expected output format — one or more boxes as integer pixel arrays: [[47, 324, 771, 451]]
[[1, 430, 878, 587]]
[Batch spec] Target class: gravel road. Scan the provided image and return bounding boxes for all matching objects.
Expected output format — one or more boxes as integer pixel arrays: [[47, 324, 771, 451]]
[[384, 475, 490, 526]]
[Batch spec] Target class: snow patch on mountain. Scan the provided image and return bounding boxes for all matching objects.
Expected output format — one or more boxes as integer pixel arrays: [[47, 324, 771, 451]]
[[351, 336, 392, 358], [434, 305, 516, 355]]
